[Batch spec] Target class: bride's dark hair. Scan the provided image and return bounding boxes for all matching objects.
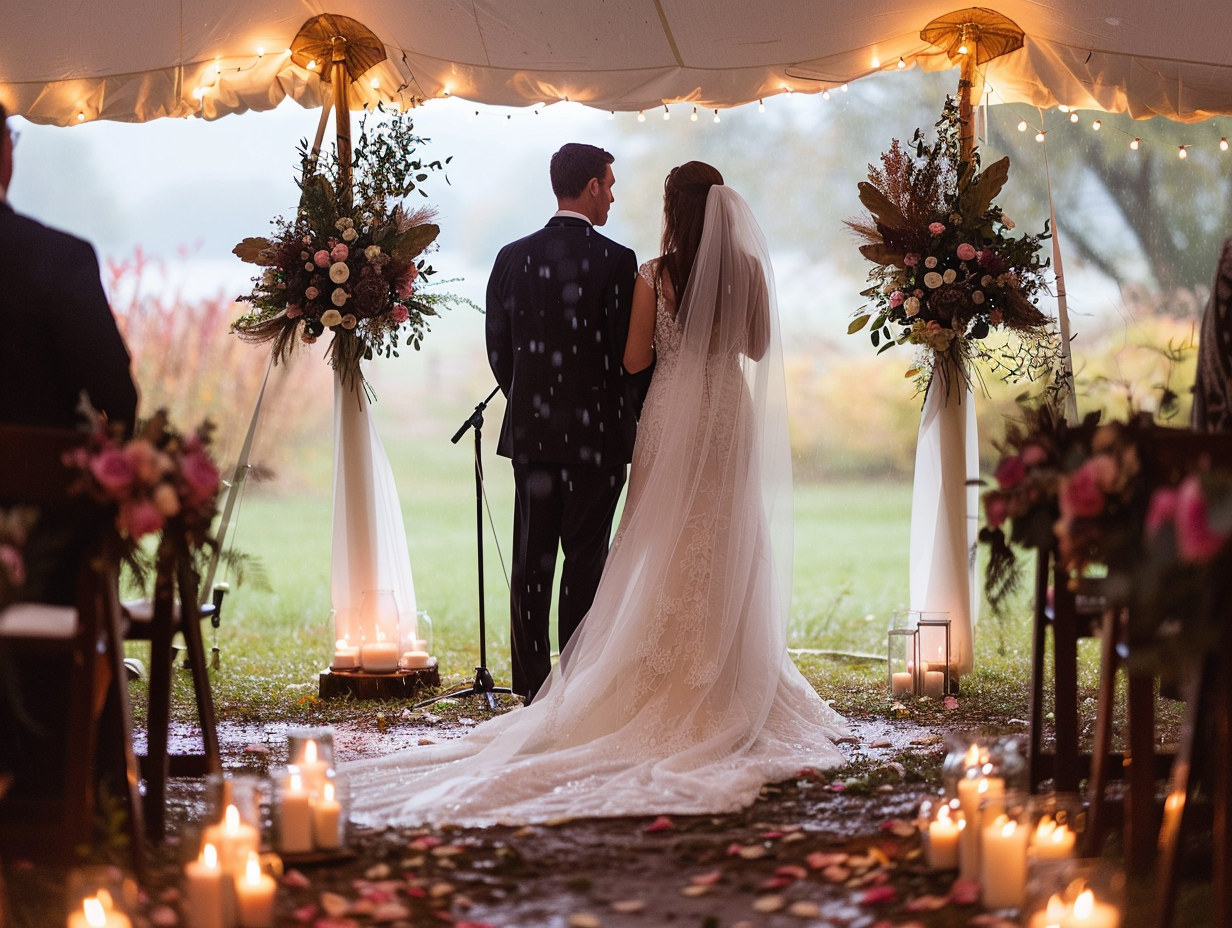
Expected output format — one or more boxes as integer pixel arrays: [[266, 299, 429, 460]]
[[659, 161, 724, 306]]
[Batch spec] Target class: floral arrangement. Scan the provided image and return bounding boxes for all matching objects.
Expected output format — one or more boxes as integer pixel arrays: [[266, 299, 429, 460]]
[[847, 98, 1057, 393], [0, 506, 37, 611], [65, 408, 221, 550], [232, 110, 468, 394]]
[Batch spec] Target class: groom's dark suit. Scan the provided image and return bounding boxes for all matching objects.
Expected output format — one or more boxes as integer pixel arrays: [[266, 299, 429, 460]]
[[487, 215, 641, 700]]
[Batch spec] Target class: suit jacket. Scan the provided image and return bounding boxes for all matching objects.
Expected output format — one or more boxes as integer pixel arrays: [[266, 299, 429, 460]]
[[0, 202, 138, 436], [1193, 237, 1232, 432], [486, 216, 646, 466]]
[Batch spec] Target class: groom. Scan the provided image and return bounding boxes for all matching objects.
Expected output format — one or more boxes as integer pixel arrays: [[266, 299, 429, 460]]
[[486, 143, 644, 701]]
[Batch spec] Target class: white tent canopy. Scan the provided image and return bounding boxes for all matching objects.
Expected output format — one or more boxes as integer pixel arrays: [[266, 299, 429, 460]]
[[3, 1, 1231, 126]]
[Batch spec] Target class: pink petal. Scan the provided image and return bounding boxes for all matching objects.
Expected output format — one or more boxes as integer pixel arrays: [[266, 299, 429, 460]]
[[905, 894, 950, 912], [726, 843, 745, 857], [860, 885, 898, 905], [643, 815, 675, 833], [690, 870, 723, 886], [293, 905, 319, 923], [944, 695, 959, 710], [948, 878, 981, 905]]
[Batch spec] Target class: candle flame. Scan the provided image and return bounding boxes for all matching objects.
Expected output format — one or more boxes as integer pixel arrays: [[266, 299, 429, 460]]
[[937, 805, 951, 824], [305, 740, 318, 764], [965, 745, 980, 765], [291, 772, 303, 792], [335, 639, 348, 649], [83, 897, 107, 928], [246, 851, 262, 885], [203, 842, 218, 868], [324, 782, 335, 802], [977, 779, 989, 795], [225, 804, 240, 832], [1074, 890, 1094, 919], [96, 890, 113, 911], [1045, 893, 1067, 924], [1000, 819, 1017, 837]]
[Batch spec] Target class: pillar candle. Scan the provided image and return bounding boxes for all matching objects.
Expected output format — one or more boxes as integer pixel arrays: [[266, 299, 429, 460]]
[[330, 640, 360, 670], [1031, 815, 1077, 860], [200, 804, 260, 874], [359, 641, 399, 672], [927, 804, 961, 869], [956, 776, 1004, 881], [1060, 890, 1120, 928], [290, 739, 330, 798], [891, 672, 913, 695], [183, 843, 227, 928], [923, 671, 945, 698], [279, 773, 314, 853], [234, 853, 276, 928], [980, 815, 1029, 910], [313, 781, 342, 850], [399, 650, 432, 670], [67, 895, 132, 928]]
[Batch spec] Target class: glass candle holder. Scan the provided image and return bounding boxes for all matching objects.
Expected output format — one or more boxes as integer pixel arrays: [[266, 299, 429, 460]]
[[66, 866, 137, 928], [204, 773, 267, 833], [981, 791, 1031, 912], [1029, 793, 1084, 862], [357, 589, 400, 672], [287, 727, 335, 798], [918, 796, 963, 871], [1025, 859, 1124, 928], [271, 767, 350, 855], [311, 771, 350, 851], [399, 611, 434, 669], [916, 615, 952, 696], [887, 624, 920, 696], [330, 607, 360, 670]]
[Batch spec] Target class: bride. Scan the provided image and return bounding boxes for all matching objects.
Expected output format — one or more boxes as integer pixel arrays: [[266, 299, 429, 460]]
[[346, 162, 850, 826]]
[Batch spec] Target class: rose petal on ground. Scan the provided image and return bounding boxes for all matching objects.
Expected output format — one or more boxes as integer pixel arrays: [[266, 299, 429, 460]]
[[752, 895, 786, 913], [293, 905, 319, 923], [243, 744, 268, 755], [364, 863, 392, 880], [680, 885, 711, 897], [371, 903, 411, 923], [690, 870, 723, 886], [405, 885, 427, 899], [418, 737, 437, 745], [759, 876, 794, 891], [905, 894, 949, 912], [410, 836, 443, 851], [313, 919, 360, 928], [567, 915, 602, 928], [432, 845, 466, 857], [455, 923, 496, 928], [283, 870, 312, 889], [827, 782, 847, 792], [910, 734, 942, 746], [806, 851, 848, 870], [610, 900, 645, 914], [643, 816, 675, 833], [545, 816, 575, 827], [860, 885, 897, 905], [760, 830, 785, 839], [739, 845, 769, 860], [348, 899, 374, 917], [870, 739, 892, 748], [428, 882, 456, 899], [944, 695, 959, 709], [948, 879, 981, 905], [822, 865, 851, 883], [788, 902, 821, 918], [783, 831, 807, 843], [776, 865, 808, 880], [320, 893, 350, 918], [880, 819, 916, 837], [149, 905, 178, 927], [726, 843, 745, 857]]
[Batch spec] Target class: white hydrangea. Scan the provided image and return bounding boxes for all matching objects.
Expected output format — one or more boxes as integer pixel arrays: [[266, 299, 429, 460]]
[[942, 268, 957, 284], [330, 288, 349, 307], [329, 262, 350, 284], [924, 271, 944, 289]]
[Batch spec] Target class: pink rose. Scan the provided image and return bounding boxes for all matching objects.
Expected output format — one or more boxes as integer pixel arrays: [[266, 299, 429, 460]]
[[1086, 454, 1120, 493], [124, 439, 161, 485], [0, 544, 25, 587], [1145, 486, 1179, 537], [903, 253, 920, 267], [286, 304, 303, 319], [929, 222, 946, 235], [118, 498, 164, 540], [1175, 474, 1230, 563], [331, 243, 349, 262], [977, 248, 996, 266], [395, 266, 419, 299], [1059, 464, 1105, 520], [89, 446, 136, 495], [1021, 444, 1048, 467], [994, 456, 1027, 490], [314, 250, 331, 268], [178, 450, 220, 508], [889, 290, 904, 308], [391, 305, 410, 324], [956, 243, 976, 261], [984, 493, 1009, 530]]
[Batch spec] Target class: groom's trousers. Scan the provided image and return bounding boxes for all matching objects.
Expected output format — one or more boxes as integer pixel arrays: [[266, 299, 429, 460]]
[[510, 461, 626, 701]]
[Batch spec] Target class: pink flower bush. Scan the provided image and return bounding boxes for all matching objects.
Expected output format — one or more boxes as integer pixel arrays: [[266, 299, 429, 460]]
[[118, 499, 164, 539], [89, 446, 135, 494], [1059, 463, 1105, 519], [994, 456, 1026, 490], [956, 242, 976, 261], [313, 250, 331, 268], [928, 222, 946, 235], [179, 445, 221, 508], [331, 243, 349, 262], [1175, 475, 1230, 563]]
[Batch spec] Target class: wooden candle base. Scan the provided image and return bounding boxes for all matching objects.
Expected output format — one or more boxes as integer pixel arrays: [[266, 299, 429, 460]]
[[318, 664, 440, 700]]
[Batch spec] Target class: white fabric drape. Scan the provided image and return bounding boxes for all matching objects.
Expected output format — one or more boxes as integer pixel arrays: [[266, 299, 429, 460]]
[[343, 186, 848, 827], [908, 367, 978, 677], [331, 370, 416, 632]]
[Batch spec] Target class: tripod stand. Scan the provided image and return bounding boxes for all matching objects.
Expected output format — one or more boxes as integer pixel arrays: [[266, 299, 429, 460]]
[[416, 385, 515, 711]]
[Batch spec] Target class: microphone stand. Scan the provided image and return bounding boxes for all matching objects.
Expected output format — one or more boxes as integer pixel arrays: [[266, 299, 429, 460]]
[[416, 385, 515, 711]]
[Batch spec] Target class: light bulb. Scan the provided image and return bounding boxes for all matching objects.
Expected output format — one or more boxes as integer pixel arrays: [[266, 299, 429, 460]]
[[1069, 112, 1079, 123], [1017, 120, 1027, 132], [443, 86, 451, 96], [307, 60, 317, 70], [871, 55, 880, 68], [370, 77, 380, 89], [1130, 137, 1140, 150], [713, 109, 720, 123], [256, 46, 265, 58], [76, 111, 85, 122], [758, 99, 765, 113], [192, 86, 206, 99], [1179, 146, 1188, 159], [662, 105, 670, 120], [958, 43, 968, 55], [840, 83, 849, 92], [1035, 130, 1046, 142], [214, 58, 222, 74], [637, 110, 645, 122], [1092, 119, 1101, 130], [822, 90, 831, 101], [1222, 137, 1229, 151], [897, 57, 906, 69], [690, 106, 698, 121], [1058, 104, 1070, 113]]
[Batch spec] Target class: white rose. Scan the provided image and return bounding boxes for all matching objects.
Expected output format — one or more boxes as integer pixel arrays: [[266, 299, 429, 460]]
[[942, 268, 957, 284], [364, 245, 381, 260], [305, 286, 319, 300], [342, 228, 359, 242], [304, 262, 315, 272], [341, 313, 358, 330], [329, 262, 350, 284], [972, 290, 986, 305], [330, 288, 349, 307], [925, 256, 938, 269], [924, 271, 944, 289], [335, 218, 349, 231], [981, 275, 993, 287], [321, 309, 343, 327], [904, 297, 921, 316]]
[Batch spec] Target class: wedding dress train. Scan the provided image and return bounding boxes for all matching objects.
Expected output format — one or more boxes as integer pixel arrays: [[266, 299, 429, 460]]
[[345, 186, 850, 827]]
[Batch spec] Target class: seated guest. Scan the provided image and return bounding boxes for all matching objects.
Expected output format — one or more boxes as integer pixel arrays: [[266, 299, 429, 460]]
[[1193, 237, 1232, 431]]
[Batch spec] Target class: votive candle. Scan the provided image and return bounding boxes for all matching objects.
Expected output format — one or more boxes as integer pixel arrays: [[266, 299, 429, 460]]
[[234, 853, 276, 928]]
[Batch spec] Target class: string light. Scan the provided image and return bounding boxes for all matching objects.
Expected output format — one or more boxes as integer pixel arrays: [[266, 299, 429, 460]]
[[443, 86, 451, 96], [1017, 120, 1028, 132], [840, 83, 849, 92], [822, 90, 831, 101], [662, 105, 670, 121], [690, 106, 698, 122], [1222, 137, 1229, 151], [1069, 112, 1079, 123], [1035, 130, 1046, 142], [871, 55, 880, 68], [306, 60, 317, 70], [370, 77, 380, 89], [214, 58, 222, 74], [1058, 104, 1070, 113], [713, 109, 721, 123], [1092, 119, 1101, 130], [76, 111, 85, 122], [758, 99, 765, 113], [192, 86, 207, 99], [1178, 145, 1188, 159], [1130, 137, 1140, 150], [256, 47, 265, 58], [958, 42, 969, 55], [637, 110, 645, 122], [897, 57, 906, 69]]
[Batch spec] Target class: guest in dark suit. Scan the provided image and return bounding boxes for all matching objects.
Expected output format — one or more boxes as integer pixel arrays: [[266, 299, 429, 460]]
[[0, 102, 138, 436], [486, 143, 645, 701], [1193, 237, 1232, 432]]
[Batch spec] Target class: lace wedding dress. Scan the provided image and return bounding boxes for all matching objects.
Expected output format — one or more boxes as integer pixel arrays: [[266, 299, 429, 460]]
[[345, 187, 850, 827]]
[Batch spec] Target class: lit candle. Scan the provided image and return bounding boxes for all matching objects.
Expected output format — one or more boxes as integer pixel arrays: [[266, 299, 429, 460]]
[[399, 650, 432, 670], [279, 772, 314, 853], [924, 670, 945, 698], [414, 637, 429, 652], [330, 638, 360, 670], [927, 804, 961, 870], [980, 814, 1029, 909], [1028, 893, 1070, 928], [67, 894, 132, 928], [290, 739, 330, 798], [1031, 814, 1077, 860], [1060, 889, 1120, 928], [312, 781, 343, 849], [359, 633, 399, 672], [956, 774, 1005, 880], [891, 672, 914, 695], [183, 843, 227, 928], [200, 804, 260, 874], [234, 852, 277, 928]]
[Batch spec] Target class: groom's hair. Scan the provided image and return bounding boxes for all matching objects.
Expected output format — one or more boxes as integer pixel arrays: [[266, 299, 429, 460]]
[[0, 101, 7, 127], [550, 143, 614, 199]]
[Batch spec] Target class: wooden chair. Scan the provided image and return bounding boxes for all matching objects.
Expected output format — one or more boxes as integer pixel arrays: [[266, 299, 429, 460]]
[[0, 425, 144, 871]]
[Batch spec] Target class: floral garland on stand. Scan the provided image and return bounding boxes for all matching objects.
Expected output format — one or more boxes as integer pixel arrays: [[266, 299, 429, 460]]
[[232, 110, 469, 395], [847, 98, 1058, 394], [0, 507, 37, 612]]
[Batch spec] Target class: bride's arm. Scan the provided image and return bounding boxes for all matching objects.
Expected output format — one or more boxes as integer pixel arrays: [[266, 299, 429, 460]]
[[624, 274, 657, 374], [746, 261, 771, 362]]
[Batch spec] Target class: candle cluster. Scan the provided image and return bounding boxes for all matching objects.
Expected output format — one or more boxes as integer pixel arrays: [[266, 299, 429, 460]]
[[68, 892, 131, 928], [184, 809, 274, 928], [887, 612, 951, 697], [278, 737, 344, 854], [330, 594, 435, 673], [1028, 885, 1121, 928]]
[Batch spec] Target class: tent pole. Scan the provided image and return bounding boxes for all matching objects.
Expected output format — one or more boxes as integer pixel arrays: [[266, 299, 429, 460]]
[[958, 34, 978, 163], [331, 36, 353, 212]]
